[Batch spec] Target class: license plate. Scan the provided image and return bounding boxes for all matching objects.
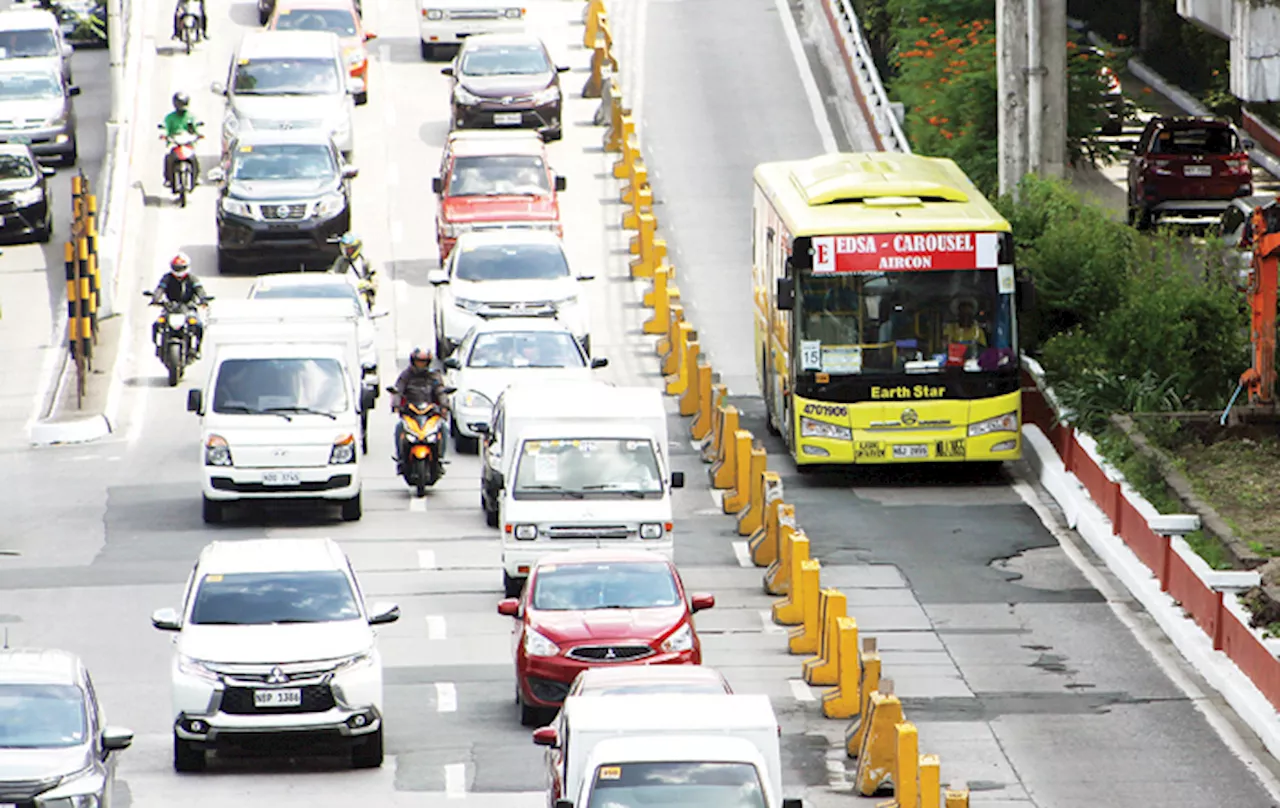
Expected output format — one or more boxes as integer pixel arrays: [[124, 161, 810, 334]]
[[253, 688, 302, 708], [262, 471, 301, 485], [1183, 165, 1212, 177], [8, 135, 29, 144], [892, 444, 929, 459], [493, 112, 521, 126]]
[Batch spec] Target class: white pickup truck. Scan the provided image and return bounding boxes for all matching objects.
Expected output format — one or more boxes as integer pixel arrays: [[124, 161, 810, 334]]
[[416, 0, 525, 60]]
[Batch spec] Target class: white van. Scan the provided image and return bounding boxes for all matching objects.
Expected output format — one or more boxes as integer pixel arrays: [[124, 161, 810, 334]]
[[535, 694, 788, 808], [185, 299, 367, 524], [477, 381, 684, 597], [0, 8, 73, 83]]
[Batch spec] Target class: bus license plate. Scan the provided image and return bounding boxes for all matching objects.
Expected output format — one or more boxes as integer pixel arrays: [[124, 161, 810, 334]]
[[253, 688, 301, 708], [892, 444, 929, 459], [493, 112, 521, 126], [262, 471, 301, 485]]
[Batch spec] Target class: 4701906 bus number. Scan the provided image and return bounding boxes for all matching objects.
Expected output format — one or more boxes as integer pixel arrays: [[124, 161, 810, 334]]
[[935, 439, 966, 459]]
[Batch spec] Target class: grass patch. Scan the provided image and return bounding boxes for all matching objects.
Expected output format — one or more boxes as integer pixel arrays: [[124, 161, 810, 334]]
[[1166, 434, 1280, 557]]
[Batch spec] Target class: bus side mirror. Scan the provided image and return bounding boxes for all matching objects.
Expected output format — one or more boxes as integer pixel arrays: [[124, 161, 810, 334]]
[[776, 277, 795, 311], [1016, 276, 1035, 312]]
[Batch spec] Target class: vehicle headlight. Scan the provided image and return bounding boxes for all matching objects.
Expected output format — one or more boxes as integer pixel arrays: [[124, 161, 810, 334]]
[[454, 85, 482, 105], [459, 390, 493, 410], [331, 117, 351, 139], [333, 650, 375, 673], [12, 185, 43, 206], [661, 623, 693, 653], [204, 434, 233, 466], [315, 192, 347, 218], [453, 297, 484, 313], [168, 312, 187, 329], [531, 85, 559, 105], [32, 770, 106, 808], [800, 417, 851, 441], [177, 653, 220, 682], [639, 522, 663, 539], [503, 7, 522, 18], [513, 523, 536, 540], [329, 434, 357, 464], [424, 7, 443, 19], [45, 114, 68, 128], [968, 412, 1018, 437], [523, 627, 559, 657], [221, 197, 253, 217], [442, 222, 474, 239]]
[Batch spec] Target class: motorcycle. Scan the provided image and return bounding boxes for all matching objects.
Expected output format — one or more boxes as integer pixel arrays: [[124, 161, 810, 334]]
[[178, 0, 202, 52], [387, 385, 454, 497], [143, 290, 213, 386], [160, 125, 202, 208]]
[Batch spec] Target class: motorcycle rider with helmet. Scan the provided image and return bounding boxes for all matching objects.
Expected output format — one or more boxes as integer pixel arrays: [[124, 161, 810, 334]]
[[151, 252, 210, 356], [162, 92, 202, 190], [171, 0, 209, 42], [331, 232, 376, 306], [391, 348, 450, 471]]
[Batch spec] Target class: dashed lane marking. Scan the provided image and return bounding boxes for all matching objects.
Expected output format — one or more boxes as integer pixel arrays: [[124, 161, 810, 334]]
[[435, 682, 457, 712], [732, 541, 752, 568], [409, 497, 426, 513], [789, 679, 816, 702], [759, 610, 786, 635], [445, 763, 466, 798], [418, 549, 437, 569], [426, 615, 447, 640]]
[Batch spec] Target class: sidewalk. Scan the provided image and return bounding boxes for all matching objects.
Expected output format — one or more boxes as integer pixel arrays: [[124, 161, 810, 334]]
[[0, 246, 66, 452]]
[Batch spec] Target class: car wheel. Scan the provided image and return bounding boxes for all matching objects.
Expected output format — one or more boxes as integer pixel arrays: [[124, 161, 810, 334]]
[[341, 492, 363, 521], [173, 735, 206, 772], [543, 127, 562, 143], [216, 249, 236, 275], [454, 421, 478, 455], [258, 5, 269, 24], [34, 212, 52, 243], [503, 571, 522, 598], [201, 496, 222, 524], [351, 728, 383, 769], [420, 40, 434, 60], [520, 701, 553, 728], [61, 141, 77, 167], [485, 502, 499, 528], [355, 91, 368, 106]]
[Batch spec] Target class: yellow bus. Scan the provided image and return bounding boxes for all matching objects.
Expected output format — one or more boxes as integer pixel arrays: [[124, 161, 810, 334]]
[[752, 152, 1032, 465]]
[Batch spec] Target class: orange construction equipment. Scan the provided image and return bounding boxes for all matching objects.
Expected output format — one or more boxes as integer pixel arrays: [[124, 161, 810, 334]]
[[1239, 203, 1280, 408]]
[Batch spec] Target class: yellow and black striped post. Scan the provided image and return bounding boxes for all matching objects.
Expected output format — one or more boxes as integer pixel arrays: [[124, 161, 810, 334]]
[[64, 240, 85, 406], [76, 236, 92, 364], [71, 174, 84, 236], [85, 194, 99, 341]]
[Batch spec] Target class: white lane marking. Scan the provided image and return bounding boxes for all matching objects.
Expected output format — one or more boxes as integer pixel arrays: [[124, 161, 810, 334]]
[[709, 489, 724, 509], [1010, 479, 1280, 801], [759, 610, 786, 635], [732, 541, 752, 568], [426, 615, 447, 640], [435, 682, 458, 712], [444, 763, 466, 798], [418, 549, 437, 569], [379, 42, 391, 64], [386, 162, 399, 187], [689, 439, 704, 452], [409, 497, 426, 512], [772, 0, 838, 153], [391, 220, 404, 244], [789, 679, 815, 702]]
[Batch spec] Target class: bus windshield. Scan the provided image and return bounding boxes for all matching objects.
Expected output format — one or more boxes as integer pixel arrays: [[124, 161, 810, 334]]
[[795, 268, 1016, 375]]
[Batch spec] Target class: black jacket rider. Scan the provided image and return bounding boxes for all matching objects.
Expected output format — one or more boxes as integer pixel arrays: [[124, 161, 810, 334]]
[[393, 365, 448, 409], [154, 273, 209, 306]]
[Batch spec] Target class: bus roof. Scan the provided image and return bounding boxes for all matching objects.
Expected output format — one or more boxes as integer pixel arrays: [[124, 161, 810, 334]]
[[753, 152, 1010, 237]]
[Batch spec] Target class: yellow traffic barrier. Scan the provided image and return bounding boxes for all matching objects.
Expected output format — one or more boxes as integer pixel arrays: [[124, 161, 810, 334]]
[[582, 41, 617, 98], [844, 641, 882, 756], [613, 127, 640, 180], [853, 684, 903, 795], [603, 90, 629, 152], [621, 162, 651, 228], [802, 589, 847, 684], [747, 473, 784, 565], [700, 385, 728, 460], [582, 7, 603, 49], [679, 357, 706, 417], [709, 406, 740, 487], [786, 560, 822, 654], [658, 302, 683, 364], [944, 785, 970, 807], [735, 447, 768, 536], [771, 530, 810, 624], [721, 430, 754, 513], [674, 339, 700, 412], [821, 617, 862, 718], [631, 216, 668, 279], [691, 371, 720, 441], [893, 723, 920, 808], [663, 323, 695, 396], [642, 265, 672, 333], [763, 504, 797, 594], [583, 0, 605, 26], [920, 756, 941, 808]]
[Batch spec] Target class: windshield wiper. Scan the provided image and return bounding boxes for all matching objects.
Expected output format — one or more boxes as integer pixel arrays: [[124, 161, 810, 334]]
[[263, 406, 337, 420], [217, 404, 292, 421], [269, 619, 317, 624], [518, 485, 584, 498], [191, 620, 244, 625], [579, 484, 652, 498]]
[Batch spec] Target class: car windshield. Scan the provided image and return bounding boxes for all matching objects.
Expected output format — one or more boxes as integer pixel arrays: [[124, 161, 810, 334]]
[[1151, 126, 1240, 155], [230, 143, 336, 180], [273, 8, 357, 35], [576, 682, 728, 696], [454, 242, 570, 281], [252, 282, 359, 304], [447, 155, 549, 196], [513, 438, 663, 496], [466, 331, 584, 368], [586, 762, 766, 808], [0, 29, 58, 58], [0, 684, 87, 749], [532, 561, 680, 611], [233, 57, 341, 94], [189, 570, 362, 624], [0, 153, 35, 179], [459, 44, 550, 77], [211, 357, 350, 415], [0, 70, 59, 100]]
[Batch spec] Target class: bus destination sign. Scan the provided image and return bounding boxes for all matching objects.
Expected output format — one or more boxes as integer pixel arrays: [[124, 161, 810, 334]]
[[811, 232, 1001, 273]]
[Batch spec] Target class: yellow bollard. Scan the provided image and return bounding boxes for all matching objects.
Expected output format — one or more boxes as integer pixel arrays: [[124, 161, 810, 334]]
[[763, 505, 797, 594], [613, 130, 640, 180], [709, 406, 739, 488], [608, 114, 636, 163], [920, 756, 941, 808], [661, 306, 685, 374], [786, 560, 822, 654], [582, 8, 603, 49], [722, 431, 754, 513], [622, 163, 651, 225], [821, 617, 862, 718], [631, 216, 668, 279], [893, 723, 920, 808], [845, 640, 882, 756], [583, 0, 605, 26], [853, 685, 903, 796], [770, 531, 809, 624], [642, 265, 671, 333], [802, 589, 847, 685], [604, 93, 629, 153], [747, 473, 784, 565], [690, 362, 716, 441], [659, 303, 683, 363], [582, 42, 617, 98], [679, 357, 706, 417], [663, 326, 695, 396], [735, 447, 768, 536], [700, 385, 728, 461], [943, 785, 970, 808]]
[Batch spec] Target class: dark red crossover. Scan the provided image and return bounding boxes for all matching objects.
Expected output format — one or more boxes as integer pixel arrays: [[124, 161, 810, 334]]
[[442, 33, 568, 143], [1127, 115, 1254, 230]]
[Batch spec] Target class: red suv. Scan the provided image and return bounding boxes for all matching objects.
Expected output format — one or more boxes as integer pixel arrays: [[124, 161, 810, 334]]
[[497, 549, 715, 727], [1127, 116, 1254, 229]]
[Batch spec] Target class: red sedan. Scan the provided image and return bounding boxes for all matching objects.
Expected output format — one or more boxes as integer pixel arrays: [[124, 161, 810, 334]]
[[497, 549, 715, 726]]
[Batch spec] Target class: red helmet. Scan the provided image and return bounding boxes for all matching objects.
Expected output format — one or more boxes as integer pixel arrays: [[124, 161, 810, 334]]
[[169, 252, 191, 277]]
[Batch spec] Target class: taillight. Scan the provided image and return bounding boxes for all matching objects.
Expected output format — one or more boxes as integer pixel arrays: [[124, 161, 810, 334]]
[[1226, 158, 1250, 174]]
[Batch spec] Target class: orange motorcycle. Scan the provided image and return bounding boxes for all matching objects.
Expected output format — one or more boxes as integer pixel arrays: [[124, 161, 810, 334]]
[[387, 385, 455, 497]]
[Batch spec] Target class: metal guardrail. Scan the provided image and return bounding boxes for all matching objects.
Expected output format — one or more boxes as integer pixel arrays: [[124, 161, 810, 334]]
[[827, 0, 911, 154]]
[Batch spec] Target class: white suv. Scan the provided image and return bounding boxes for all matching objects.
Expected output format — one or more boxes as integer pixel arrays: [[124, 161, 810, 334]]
[[151, 538, 400, 772], [417, 1, 525, 61]]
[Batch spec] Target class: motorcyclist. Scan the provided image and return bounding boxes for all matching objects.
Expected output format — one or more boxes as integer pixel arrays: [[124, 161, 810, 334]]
[[391, 348, 450, 470], [151, 252, 210, 356], [172, 0, 209, 42], [162, 92, 202, 190], [331, 232, 376, 306]]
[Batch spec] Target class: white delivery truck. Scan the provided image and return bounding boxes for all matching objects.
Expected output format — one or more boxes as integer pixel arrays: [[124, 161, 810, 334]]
[[533, 694, 792, 808], [186, 299, 369, 524], [476, 381, 685, 597]]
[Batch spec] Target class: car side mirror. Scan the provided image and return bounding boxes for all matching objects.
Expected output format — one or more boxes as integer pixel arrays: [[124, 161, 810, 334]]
[[211, 81, 226, 95], [368, 601, 401, 625], [151, 607, 181, 631], [142, 290, 154, 297], [68, 85, 80, 96], [207, 166, 225, 183], [364, 31, 376, 40], [575, 272, 595, 281], [342, 165, 359, 179], [556, 65, 569, 73], [101, 726, 134, 752], [532, 726, 559, 747], [428, 269, 449, 285], [443, 356, 461, 370], [497, 598, 519, 617], [776, 277, 795, 310], [432, 176, 445, 194], [474, 422, 491, 435], [554, 175, 567, 192], [186, 389, 203, 414], [39, 165, 55, 177], [371, 309, 390, 319], [441, 66, 454, 76], [781, 800, 803, 808], [590, 357, 608, 369], [671, 471, 685, 489], [690, 593, 715, 613]]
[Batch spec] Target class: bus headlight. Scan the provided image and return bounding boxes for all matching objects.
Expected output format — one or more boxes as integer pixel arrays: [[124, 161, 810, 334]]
[[800, 417, 851, 441], [968, 412, 1018, 437]]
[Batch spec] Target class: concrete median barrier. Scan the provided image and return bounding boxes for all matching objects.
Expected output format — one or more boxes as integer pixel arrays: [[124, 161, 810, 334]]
[[844, 640, 882, 754], [852, 684, 903, 795], [688, 362, 716, 440], [893, 722, 919, 808], [821, 619, 863, 718], [771, 530, 810, 624], [641, 264, 673, 333], [701, 386, 728, 461], [621, 162, 651, 230], [764, 504, 798, 593], [734, 446, 767, 534], [582, 6, 605, 49], [918, 756, 941, 808], [679, 357, 708, 418], [582, 41, 616, 98], [709, 406, 740, 489], [721, 430, 754, 513], [630, 215, 668, 278], [603, 86, 629, 151], [944, 785, 970, 807], [747, 473, 784, 565], [662, 323, 695, 396], [612, 124, 640, 180], [786, 560, 823, 654], [659, 302, 684, 364], [802, 589, 847, 684], [583, 0, 605, 26]]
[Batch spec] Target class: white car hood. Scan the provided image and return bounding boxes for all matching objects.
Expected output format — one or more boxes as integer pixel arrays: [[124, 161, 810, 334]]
[[231, 95, 345, 127], [505, 495, 672, 521], [178, 620, 373, 665], [453, 367, 593, 403], [450, 277, 578, 304], [0, 97, 64, 123]]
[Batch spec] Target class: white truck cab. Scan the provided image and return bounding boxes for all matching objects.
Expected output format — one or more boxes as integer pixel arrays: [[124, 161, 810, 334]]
[[416, 0, 525, 61], [477, 381, 685, 597], [186, 299, 368, 524]]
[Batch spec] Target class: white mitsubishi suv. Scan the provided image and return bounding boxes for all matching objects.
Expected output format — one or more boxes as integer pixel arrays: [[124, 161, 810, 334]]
[[151, 538, 400, 772]]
